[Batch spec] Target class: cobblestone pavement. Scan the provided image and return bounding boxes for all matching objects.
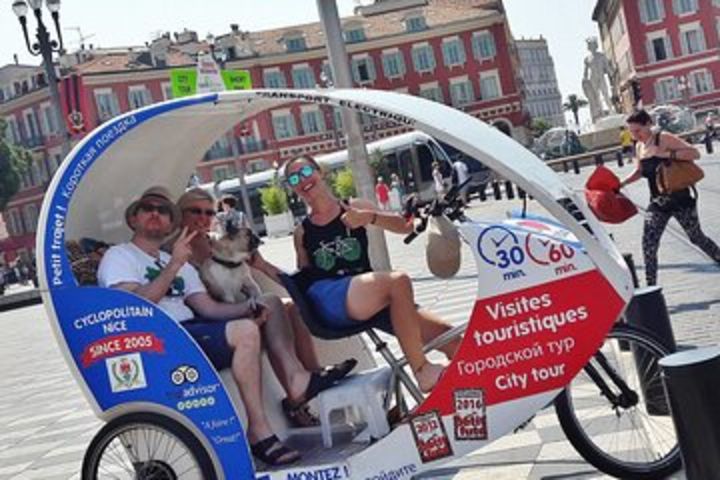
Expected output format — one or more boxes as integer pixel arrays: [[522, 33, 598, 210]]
[[0, 152, 717, 479]]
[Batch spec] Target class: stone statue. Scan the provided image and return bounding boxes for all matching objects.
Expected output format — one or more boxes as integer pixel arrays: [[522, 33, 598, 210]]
[[582, 37, 615, 123]]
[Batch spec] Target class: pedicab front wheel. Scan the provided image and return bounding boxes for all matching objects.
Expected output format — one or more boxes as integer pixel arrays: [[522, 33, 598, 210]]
[[82, 412, 218, 480]]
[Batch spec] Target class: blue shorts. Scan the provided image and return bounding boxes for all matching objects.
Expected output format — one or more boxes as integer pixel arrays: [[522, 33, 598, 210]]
[[182, 318, 234, 370], [307, 277, 361, 329]]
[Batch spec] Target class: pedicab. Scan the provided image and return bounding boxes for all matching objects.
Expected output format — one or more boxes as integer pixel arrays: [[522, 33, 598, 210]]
[[37, 89, 681, 480]]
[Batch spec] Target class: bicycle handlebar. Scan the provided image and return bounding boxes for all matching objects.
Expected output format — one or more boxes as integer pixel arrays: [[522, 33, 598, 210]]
[[402, 178, 471, 244]]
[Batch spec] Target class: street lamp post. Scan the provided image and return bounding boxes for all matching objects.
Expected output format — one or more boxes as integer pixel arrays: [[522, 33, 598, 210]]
[[12, 0, 72, 157]]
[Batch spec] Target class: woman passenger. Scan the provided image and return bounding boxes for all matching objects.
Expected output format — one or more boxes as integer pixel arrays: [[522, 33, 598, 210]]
[[251, 155, 461, 393]]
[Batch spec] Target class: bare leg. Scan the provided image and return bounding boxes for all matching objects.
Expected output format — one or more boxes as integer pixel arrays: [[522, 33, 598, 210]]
[[224, 320, 275, 444], [417, 309, 461, 359], [258, 293, 311, 403], [286, 300, 322, 371], [346, 271, 449, 392]]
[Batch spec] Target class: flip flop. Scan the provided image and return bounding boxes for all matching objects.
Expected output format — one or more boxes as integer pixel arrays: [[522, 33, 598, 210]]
[[282, 398, 320, 428], [321, 358, 357, 383], [250, 434, 300, 466]]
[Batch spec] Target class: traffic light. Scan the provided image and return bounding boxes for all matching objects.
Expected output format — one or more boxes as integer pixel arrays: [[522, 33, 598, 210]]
[[630, 79, 642, 106]]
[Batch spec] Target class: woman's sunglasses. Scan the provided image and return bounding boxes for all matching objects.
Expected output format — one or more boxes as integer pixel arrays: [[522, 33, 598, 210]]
[[184, 207, 216, 217], [286, 165, 315, 187], [138, 203, 172, 216]]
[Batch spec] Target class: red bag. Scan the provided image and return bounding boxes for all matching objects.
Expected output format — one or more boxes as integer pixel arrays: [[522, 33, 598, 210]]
[[585, 166, 638, 224]]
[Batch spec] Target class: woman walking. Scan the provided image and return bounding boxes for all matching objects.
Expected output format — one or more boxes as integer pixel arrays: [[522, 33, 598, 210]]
[[619, 109, 720, 286]]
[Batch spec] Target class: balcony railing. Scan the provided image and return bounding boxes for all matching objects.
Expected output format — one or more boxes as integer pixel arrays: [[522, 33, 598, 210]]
[[19, 135, 46, 150], [238, 139, 268, 155]]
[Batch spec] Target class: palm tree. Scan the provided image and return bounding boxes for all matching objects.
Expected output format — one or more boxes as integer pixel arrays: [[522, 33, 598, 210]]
[[563, 94, 589, 128]]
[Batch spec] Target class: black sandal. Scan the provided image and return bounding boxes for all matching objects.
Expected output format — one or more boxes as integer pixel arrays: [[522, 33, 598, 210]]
[[321, 358, 357, 383], [250, 435, 300, 466], [282, 398, 320, 428]]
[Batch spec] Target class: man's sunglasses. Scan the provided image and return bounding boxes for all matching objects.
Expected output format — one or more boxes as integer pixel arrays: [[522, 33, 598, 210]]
[[185, 207, 216, 217], [286, 165, 315, 187], [138, 203, 172, 216]]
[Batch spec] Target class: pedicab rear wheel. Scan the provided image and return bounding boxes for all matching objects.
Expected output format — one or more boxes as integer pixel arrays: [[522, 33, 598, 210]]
[[82, 412, 217, 480]]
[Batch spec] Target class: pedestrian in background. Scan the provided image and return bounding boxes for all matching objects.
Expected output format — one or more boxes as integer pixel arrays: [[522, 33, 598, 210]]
[[432, 162, 445, 199], [452, 158, 470, 205], [619, 126, 633, 160], [619, 109, 720, 286], [389, 173, 403, 211], [375, 176, 390, 211]]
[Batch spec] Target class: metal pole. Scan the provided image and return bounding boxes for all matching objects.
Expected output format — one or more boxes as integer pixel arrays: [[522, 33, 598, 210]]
[[34, 12, 71, 158], [316, 0, 391, 271], [229, 132, 255, 231]]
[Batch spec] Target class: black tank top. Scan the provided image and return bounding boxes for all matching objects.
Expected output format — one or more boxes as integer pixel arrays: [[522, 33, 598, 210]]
[[301, 206, 372, 282], [639, 133, 694, 210]]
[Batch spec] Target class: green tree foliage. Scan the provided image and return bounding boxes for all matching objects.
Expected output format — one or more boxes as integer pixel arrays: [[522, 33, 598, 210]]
[[563, 94, 589, 127], [332, 167, 356, 200], [368, 148, 391, 181], [530, 118, 552, 138], [0, 119, 31, 211], [259, 179, 289, 215]]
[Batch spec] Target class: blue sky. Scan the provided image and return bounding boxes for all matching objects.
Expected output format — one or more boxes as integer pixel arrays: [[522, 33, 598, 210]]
[[0, 0, 598, 123]]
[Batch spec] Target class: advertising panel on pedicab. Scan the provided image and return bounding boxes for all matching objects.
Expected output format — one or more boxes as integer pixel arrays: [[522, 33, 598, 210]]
[[40, 101, 255, 478], [419, 219, 625, 418]]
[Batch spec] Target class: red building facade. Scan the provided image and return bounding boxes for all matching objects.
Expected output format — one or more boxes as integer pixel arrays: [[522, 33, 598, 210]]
[[593, 0, 720, 114], [0, 0, 527, 262]]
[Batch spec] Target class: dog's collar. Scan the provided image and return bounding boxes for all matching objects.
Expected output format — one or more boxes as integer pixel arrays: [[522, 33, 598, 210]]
[[211, 255, 246, 269]]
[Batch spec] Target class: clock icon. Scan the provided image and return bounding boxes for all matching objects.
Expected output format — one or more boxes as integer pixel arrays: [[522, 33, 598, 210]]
[[525, 232, 576, 265], [477, 225, 523, 268]]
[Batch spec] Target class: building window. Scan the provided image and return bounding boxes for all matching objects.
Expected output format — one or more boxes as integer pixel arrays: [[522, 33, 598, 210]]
[[480, 72, 502, 100], [128, 86, 153, 109], [689, 70, 714, 95], [405, 16, 427, 32], [41, 104, 58, 135], [344, 28, 366, 43], [351, 56, 376, 84], [291, 65, 315, 89], [212, 165, 236, 182], [272, 111, 297, 139], [418, 83, 444, 103], [680, 25, 706, 55], [449, 78, 474, 107], [381, 50, 406, 78], [23, 204, 39, 233], [442, 37, 466, 67], [4, 117, 19, 143], [301, 108, 325, 134], [640, 0, 665, 23], [24, 110, 40, 141], [472, 31, 497, 60], [264, 69, 287, 88], [673, 0, 697, 15], [411, 44, 436, 73], [647, 35, 673, 62], [655, 78, 679, 102], [94, 89, 121, 122], [8, 209, 24, 236], [285, 36, 307, 53], [162, 82, 173, 100]]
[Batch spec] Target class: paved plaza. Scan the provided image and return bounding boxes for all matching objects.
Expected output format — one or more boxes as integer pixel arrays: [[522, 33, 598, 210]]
[[1, 152, 718, 479]]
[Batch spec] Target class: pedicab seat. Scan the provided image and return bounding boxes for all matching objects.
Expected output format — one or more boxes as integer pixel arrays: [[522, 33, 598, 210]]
[[277, 272, 394, 339]]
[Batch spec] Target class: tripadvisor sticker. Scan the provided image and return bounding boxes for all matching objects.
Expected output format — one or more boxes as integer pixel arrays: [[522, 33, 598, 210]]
[[410, 410, 453, 463]]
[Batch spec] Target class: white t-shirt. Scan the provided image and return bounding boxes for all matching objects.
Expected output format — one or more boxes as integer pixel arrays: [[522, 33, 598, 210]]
[[453, 160, 469, 185], [97, 242, 206, 322]]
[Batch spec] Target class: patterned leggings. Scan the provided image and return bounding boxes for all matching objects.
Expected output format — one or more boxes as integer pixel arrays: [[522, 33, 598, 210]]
[[643, 205, 720, 286]]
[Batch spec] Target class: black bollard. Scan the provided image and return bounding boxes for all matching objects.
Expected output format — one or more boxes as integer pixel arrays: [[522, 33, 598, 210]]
[[518, 187, 526, 199], [478, 183, 487, 202], [505, 181, 515, 200], [492, 182, 501, 200], [573, 159, 580, 174], [616, 151, 624, 167], [660, 347, 720, 479], [625, 286, 676, 415], [594, 154, 604, 166], [705, 134, 714, 154]]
